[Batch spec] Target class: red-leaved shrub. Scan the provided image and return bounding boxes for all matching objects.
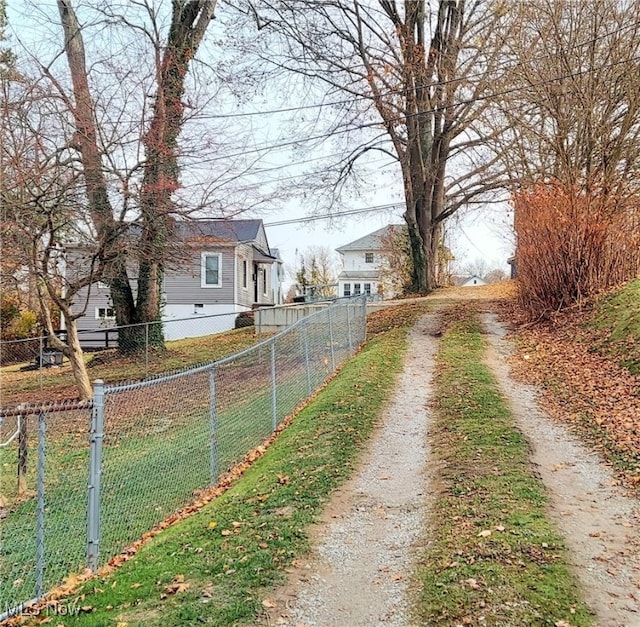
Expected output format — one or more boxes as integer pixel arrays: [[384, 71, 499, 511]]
[[513, 183, 640, 319]]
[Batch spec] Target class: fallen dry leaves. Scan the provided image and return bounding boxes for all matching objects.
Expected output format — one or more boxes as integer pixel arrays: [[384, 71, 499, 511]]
[[160, 575, 189, 599], [366, 301, 429, 336], [506, 303, 640, 489]]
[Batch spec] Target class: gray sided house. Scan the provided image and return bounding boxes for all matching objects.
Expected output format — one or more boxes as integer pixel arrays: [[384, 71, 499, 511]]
[[66, 219, 282, 344]]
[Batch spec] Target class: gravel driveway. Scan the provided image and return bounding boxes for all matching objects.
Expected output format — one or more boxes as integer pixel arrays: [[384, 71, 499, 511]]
[[259, 309, 640, 627], [260, 313, 439, 626]]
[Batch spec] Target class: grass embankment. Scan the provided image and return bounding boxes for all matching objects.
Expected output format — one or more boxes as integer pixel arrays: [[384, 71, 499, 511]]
[[510, 278, 640, 489], [592, 278, 640, 374], [414, 305, 593, 626], [14, 302, 428, 627]]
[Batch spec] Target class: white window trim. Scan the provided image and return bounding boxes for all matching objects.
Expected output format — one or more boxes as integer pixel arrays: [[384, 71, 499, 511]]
[[201, 252, 222, 288], [96, 306, 115, 320], [242, 259, 248, 290]]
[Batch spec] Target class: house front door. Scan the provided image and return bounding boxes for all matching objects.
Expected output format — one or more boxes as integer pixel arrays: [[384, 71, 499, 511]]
[[253, 263, 259, 304]]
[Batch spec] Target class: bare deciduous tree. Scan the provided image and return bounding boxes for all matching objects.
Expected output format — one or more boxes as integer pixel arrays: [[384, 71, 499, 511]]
[[244, 0, 511, 292], [492, 0, 640, 312], [294, 245, 338, 299], [55, 0, 217, 350], [1, 78, 100, 398], [494, 0, 640, 198], [377, 224, 412, 298]]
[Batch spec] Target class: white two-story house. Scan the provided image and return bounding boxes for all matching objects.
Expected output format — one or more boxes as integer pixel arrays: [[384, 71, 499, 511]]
[[335, 225, 406, 300]]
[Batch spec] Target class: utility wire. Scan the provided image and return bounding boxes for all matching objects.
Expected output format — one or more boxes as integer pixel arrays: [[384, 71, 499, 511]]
[[191, 16, 640, 120], [264, 202, 404, 226], [178, 50, 640, 169]]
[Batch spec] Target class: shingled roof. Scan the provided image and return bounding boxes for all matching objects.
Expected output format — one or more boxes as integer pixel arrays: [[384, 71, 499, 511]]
[[175, 219, 264, 243], [335, 224, 405, 253]]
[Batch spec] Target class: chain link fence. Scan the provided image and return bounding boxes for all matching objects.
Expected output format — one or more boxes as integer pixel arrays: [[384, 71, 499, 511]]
[[0, 401, 91, 616], [0, 296, 366, 618], [0, 309, 245, 371]]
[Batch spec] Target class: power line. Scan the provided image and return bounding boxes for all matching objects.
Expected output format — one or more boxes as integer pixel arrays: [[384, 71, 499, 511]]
[[264, 202, 404, 227], [188, 17, 640, 121], [7, 5, 640, 211], [178, 49, 640, 170]]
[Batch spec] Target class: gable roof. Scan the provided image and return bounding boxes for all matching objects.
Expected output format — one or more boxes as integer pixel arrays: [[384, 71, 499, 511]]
[[335, 224, 406, 253], [175, 219, 264, 243]]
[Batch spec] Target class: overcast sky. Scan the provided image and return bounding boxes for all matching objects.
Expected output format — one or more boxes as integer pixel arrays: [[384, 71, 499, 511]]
[[5, 1, 515, 283]]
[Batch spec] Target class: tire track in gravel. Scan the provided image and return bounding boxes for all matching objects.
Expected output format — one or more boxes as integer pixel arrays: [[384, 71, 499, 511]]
[[258, 313, 440, 627], [483, 312, 640, 627]]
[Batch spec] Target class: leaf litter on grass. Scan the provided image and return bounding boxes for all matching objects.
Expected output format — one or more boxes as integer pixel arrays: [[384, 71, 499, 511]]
[[507, 302, 640, 489]]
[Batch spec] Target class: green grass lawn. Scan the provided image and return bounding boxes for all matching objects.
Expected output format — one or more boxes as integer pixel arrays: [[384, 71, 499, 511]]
[[4, 300, 596, 626], [20, 306, 424, 626], [1, 327, 258, 405]]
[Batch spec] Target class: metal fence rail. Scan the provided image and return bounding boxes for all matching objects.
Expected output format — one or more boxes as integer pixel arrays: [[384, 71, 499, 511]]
[[0, 308, 248, 370], [0, 295, 366, 618]]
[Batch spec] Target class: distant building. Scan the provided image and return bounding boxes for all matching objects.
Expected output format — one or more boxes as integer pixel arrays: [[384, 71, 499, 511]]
[[336, 225, 406, 299], [460, 274, 487, 287]]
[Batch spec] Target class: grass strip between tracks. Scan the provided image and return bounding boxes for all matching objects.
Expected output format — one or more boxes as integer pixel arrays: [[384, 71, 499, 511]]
[[414, 304, 594, 626]]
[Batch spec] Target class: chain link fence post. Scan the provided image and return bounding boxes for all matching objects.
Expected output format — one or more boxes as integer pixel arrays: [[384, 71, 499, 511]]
[[17, 405, 27, 497], [145, 323, 150, 377], [39, 336, 44, 390], [36, 410, 46, 597], [209, 368, 218, 485], [363, 294, 368, 333], [87, 380, 105, 572], [271, 340, 277, 432], [327, 307, 336, 371], [346, 301, 353, 352]]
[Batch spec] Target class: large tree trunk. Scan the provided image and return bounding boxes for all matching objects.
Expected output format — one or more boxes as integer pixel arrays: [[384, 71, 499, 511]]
[[57, 0, 137, 342], [58, 0, 216, 353], [392, 0, 464, 293]]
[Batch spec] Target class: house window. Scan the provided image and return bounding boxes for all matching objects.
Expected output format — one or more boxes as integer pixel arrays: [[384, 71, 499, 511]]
[[96, 307, 115, 320], [354, 283, 361, 295], [242, 260, 248, 289], [262, 268, 268, 296], [343, 283, 351, 297], [201, 252, 222, 287], [365, 252, 374, 263], [364, 283, 371, 295]]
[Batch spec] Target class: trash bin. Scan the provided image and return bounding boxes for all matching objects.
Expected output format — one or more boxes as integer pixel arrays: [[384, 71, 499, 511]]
[[41, 349, 63, 366]]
